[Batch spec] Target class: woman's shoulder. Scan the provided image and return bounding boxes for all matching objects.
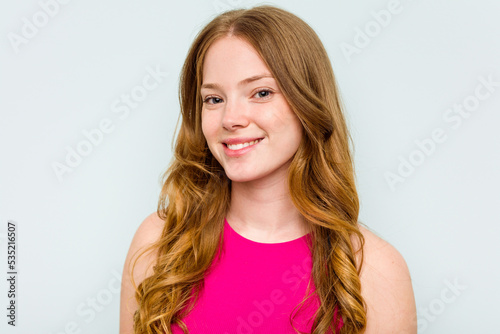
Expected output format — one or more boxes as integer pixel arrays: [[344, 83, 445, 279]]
[[133, 211, 165, 243], [357, 224, 408, 273], [354, 223, 417, 333], [120, 212, 165, 333], [123, 210, 165, 282]]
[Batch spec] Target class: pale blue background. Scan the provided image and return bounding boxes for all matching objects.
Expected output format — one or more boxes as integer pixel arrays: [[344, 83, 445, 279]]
[[1, 0, 499, 333]]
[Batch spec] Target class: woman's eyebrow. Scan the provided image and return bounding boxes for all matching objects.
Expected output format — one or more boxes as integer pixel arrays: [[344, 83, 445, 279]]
[[201, 74, 274, 90], [238, 74, 274, 86]]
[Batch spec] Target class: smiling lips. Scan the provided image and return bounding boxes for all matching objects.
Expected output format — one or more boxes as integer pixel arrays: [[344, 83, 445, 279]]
[[222, 137, 264, 156], [226, 138, 263, 150]]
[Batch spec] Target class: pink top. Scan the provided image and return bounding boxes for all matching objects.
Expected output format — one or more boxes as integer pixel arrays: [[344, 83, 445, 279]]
[[171, 218, 342, 334]]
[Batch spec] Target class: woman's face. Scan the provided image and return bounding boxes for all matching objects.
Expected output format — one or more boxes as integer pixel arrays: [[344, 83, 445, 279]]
[[201, 36, 303, 184]]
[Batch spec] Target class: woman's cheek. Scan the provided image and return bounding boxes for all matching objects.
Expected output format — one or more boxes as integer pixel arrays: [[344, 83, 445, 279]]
[[201, 119, 218, 155]]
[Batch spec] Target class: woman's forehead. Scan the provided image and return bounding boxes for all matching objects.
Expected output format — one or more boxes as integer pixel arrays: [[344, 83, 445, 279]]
[[201, 36, 271, 84]]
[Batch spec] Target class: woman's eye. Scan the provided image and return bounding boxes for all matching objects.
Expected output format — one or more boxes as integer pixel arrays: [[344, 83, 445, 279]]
[[203, 96, 223, 105], [254, 89, 273, 99]]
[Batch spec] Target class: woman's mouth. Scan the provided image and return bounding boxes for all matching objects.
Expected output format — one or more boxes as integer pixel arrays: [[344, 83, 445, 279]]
[[225, 138, 263, 150], [222, 138, 264, 157]]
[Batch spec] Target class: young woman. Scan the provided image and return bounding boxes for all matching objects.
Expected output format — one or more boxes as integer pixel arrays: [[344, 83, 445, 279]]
[[120, 5, 416, 334]]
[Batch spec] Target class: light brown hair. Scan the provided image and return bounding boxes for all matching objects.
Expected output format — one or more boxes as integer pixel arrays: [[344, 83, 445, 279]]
[[132, 5, 366, 333]]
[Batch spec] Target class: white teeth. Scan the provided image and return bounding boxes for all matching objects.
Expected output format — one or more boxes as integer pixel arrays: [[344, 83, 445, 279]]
[[226, 139, 261, 150]]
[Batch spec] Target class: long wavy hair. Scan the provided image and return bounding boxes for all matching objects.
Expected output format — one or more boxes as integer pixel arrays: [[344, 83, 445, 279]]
[[131, 5, 366, 334]]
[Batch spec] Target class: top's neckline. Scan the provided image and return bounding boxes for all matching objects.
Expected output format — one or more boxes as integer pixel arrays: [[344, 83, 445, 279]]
[[224, 218, 310, 245]]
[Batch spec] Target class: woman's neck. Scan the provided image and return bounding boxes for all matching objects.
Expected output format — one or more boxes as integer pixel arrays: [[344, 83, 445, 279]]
[[226, 176, 309, 243]]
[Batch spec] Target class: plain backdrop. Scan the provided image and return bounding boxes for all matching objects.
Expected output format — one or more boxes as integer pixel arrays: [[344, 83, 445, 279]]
[[1, 0, 499, 333]]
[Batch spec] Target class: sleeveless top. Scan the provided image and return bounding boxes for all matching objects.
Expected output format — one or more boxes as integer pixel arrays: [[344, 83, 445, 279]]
[[171, 218, 343, 334]]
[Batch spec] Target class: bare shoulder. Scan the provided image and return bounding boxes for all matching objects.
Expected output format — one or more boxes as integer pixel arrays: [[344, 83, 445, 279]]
[[129, 212, 165, 249], [124, 211, 165, 276], [119, 212, 165, 334], [354, 224, 417, 334], [357, 224, 409, 278]]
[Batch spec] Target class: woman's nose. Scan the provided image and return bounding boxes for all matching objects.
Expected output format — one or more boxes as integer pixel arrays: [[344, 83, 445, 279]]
[[221, 97, 250, 130]]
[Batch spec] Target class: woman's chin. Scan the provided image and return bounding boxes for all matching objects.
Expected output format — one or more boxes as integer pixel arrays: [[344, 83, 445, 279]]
[[223, 167, 265, 183], [225, 173, 259, 183]]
